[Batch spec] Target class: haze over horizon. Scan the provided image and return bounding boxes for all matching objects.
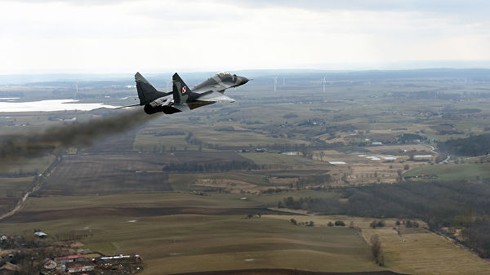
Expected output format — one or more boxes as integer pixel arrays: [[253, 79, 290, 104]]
[[1, 0, 490, 74]]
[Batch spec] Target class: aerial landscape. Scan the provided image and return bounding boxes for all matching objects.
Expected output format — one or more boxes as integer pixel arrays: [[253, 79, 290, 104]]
[[1, 69, 490, 274], [1, 1, 490, 274]]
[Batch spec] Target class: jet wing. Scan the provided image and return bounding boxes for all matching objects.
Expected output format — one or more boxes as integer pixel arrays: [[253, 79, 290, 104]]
[[197, 92, 235, 103]]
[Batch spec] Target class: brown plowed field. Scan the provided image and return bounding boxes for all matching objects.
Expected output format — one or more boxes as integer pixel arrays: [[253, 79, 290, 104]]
[[173, 269, 403, 275], [37, 154, 172, 196], [2, 206, 281, 223]]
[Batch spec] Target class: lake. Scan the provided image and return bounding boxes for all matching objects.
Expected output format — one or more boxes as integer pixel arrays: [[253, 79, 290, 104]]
[[0, 99, 119, 112]]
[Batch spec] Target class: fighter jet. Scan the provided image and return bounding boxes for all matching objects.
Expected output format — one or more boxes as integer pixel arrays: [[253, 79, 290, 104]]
[[134, 72, 249, 114]]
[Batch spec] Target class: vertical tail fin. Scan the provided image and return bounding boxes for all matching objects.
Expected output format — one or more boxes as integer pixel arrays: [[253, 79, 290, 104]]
[[135, 72, 167, 105], [172, 73, 194, 104]]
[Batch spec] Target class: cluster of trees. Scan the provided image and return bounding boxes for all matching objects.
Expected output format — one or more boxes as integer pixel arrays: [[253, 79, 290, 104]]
[[327, 220, 346, 227], [397, 220, 420, 228], [370, 235, 384, 266], [370, 220, 385, 229], [399, 133, 426, 143], [289, 219, 347, 227], [52, 229, 93, 242], [277, 179, 490, 258], [277, 196, 340, 212], [438, 133, 490, 156], [463, 218, 490, 258], [245, 213, 262, 219], [289, 219, 315, 227], [297, 174, 332, 186], [184, 132, 203, 146], [0, 235, 46, 250]]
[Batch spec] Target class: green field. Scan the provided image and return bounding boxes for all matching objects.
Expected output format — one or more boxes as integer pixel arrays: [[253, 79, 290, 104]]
[[404, 163, 490, 181]]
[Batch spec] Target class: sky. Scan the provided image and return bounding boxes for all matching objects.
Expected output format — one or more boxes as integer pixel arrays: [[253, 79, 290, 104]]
[[1, 0, 490, 74]]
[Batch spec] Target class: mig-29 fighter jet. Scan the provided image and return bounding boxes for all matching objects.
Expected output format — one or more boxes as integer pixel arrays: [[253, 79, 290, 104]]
[[134, 72, 249, 115]]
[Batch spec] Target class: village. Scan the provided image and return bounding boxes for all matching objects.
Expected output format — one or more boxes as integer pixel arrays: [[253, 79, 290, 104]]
[[0, 230, 144, 274]]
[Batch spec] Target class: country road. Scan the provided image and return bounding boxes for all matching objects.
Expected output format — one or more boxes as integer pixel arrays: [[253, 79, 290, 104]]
[[0, 157, 60, 222]]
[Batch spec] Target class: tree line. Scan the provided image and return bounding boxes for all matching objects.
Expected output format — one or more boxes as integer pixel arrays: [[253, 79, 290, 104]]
[[438, 133, 490, 156], [277, 179, 490, 258], [163, 160, 260, 172]]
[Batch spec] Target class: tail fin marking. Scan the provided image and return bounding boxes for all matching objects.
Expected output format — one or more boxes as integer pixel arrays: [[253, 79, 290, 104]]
[[172, 73, 196, 105]]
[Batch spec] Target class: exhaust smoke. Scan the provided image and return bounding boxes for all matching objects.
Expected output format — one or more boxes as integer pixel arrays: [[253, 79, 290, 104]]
[[0, 109, 155, 162]]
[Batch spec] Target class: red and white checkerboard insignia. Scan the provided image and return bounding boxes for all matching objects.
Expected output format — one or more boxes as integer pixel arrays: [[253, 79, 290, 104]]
[[182, 86, 187, 94]]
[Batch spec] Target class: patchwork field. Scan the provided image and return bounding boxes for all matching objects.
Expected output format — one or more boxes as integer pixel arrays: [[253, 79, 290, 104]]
[[0, 193, 385, 274], [36, 154, 172, 196], [312, 144, 436, 184], [266, 215, 490, 275], [2, 191, 489, 274], [2, 70, 490, 274]]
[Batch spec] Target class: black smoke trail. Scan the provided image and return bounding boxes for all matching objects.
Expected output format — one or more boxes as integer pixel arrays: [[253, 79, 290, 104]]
[[0, 109, 155, 162]]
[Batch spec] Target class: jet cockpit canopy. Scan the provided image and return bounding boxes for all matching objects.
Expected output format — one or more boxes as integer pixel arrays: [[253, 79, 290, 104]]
[[217, 72, 237, 82]]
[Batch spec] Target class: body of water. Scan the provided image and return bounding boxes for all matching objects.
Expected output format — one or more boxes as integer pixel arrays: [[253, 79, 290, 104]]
[[0, 99, 119, 112]]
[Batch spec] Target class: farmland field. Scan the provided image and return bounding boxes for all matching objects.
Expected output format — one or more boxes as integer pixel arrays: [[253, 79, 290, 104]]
[[0, 193, 384, 274], [404, 162, 490, 181], [266, 215, 490, 275], [1, 69, 490, 274], [36, 154, 172, 196]]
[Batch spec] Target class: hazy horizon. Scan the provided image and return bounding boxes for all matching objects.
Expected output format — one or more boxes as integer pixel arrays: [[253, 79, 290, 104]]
[[2, 0, 490, 74], [1, 67, 490, 85]]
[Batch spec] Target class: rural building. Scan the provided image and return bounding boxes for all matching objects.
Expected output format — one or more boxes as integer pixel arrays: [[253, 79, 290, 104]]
[[34, 231, 48, 238], [54, 255, 93, 274], [281, 151, 302, 156], [54, 255, 87, 265], [64, 260, 95, 273], [414, 155, 433, 161]]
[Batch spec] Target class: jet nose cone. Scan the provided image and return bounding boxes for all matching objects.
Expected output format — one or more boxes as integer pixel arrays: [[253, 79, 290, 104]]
[[239, 76, 249, 85]]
